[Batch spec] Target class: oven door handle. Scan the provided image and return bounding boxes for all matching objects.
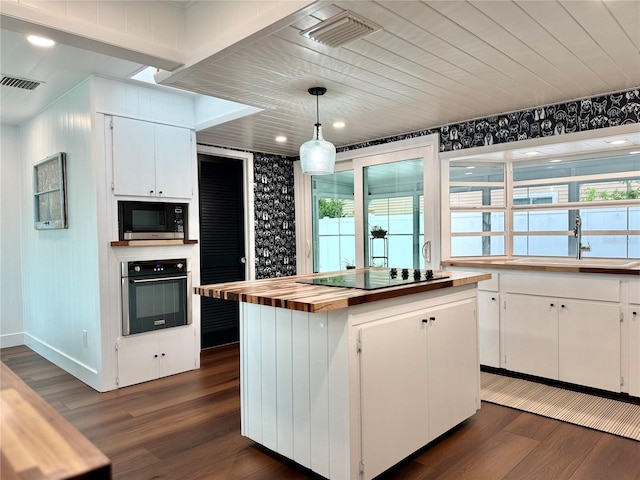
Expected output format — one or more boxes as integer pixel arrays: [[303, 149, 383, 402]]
[[131, 275, 188, 283]]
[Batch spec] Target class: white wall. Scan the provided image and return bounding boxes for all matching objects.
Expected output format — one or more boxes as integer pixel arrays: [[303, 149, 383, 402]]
[[0, 124, 24, 347], [19, 79, 103, 388]]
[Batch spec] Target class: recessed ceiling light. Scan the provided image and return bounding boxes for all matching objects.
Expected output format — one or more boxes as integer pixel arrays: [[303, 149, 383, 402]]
[[524, 151, 539, 156], [629, 150, 640, 155], [466, 166, 475, 169], [549, 159, 562, 163], [27, 35, 55, 47], [275, 136, 287, 143], [608, 139, 628, 146], [465, 172, 473, 175], [333, 121, 345, 129]]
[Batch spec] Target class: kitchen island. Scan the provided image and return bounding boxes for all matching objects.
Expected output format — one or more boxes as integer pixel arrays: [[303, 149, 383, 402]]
[[195, 268, 490, 480]]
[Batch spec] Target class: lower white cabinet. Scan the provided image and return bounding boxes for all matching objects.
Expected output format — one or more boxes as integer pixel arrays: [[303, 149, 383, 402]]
[[116, 326, 196, 388], [477, 291, 500, 368], [504, 293, 620, 392]]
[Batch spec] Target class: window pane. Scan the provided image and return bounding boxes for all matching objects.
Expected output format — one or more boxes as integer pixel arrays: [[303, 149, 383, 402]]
[[582, 235, 640, 258], [513, 235, 570, 256], [450, 185, 505, 207], [580, 207, 638, 231], [514, 154, 640, 182], [364, 158, 424, 268], [450, 163, 505, 207], [451, 212, 504, 233], [313, 170, 355, 272], [451, 236, 505, 257], [513, 209, 569, 232]]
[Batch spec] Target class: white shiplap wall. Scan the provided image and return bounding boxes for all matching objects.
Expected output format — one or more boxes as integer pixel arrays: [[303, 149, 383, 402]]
[[19, 79, 102, 388], [0, 124, 24, 347]]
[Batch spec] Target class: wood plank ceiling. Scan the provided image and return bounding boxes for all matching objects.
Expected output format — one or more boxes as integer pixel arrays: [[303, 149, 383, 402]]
[[164, 0, 640, 157]]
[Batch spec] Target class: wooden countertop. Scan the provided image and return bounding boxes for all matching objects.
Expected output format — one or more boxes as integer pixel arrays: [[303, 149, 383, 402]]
[[0, 362, 111, 479], [194, 269, 491, 313], [442, 258, 640, 276]]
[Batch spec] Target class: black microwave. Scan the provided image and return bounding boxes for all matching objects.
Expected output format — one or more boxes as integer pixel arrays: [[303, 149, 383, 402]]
[[118, 201, 187, 240]]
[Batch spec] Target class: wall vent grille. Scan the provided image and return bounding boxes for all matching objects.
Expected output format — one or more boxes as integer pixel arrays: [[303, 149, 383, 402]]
[[300, 11, 382, 48], [0, 74, 44, 91]]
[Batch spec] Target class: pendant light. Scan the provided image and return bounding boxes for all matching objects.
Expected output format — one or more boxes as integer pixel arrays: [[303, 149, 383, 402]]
[[300, 87, 336, 175]]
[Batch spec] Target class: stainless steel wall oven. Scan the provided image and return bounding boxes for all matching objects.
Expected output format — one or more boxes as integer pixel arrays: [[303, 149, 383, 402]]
[[121, 258, 191, 336]]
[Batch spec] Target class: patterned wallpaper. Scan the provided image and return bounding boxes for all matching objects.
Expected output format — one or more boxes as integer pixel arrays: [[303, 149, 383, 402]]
[[253, 153, 297, 279], [338, 88, 640, 153], [251, 87, 640, 278]]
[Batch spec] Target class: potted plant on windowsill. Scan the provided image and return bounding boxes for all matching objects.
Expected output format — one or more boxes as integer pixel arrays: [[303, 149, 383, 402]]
[[343, 259, 356, 269], [370, 226, 387, 238]]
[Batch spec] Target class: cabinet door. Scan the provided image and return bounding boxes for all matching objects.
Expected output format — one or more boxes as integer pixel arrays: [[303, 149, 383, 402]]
[[117, 334, 159, 388], [112, 116, 156, 196], [154, 124, 193, 199], [359, 314, 429, 480], [504, 294, 558, 379], [559, 300, 620, 392], [157, 327, 196, 378], [629, 307, 640, 397], [478, 291, 500, 368], [427, 299, 479, 440]]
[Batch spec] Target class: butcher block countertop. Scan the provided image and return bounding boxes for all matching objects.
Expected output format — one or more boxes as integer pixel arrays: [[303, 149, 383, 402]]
[[0, 362, 111, 479], [442, 257, 640, 276], [194, 269, 491, 313]]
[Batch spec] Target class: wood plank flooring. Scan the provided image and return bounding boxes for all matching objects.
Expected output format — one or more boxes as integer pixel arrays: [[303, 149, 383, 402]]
[[2, 344, 639, 480]]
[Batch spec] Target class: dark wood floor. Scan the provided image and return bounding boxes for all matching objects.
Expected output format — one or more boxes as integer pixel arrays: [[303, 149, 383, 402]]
[[2, 344, 639, 480]]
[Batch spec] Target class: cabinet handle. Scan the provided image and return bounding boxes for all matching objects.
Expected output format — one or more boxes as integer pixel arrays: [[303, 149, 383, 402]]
[[561, 304, 566, 308], [430, 317, 436, 322], [158, 191, 163, 195], [154, 354, 158, 358], [633, 311, 637, 316], [422, 318, 429, 323], [550, 303, 555, 307], [491, 297, 496, 301], [161, 353, 166, 357], [150, 190, 154, 195]]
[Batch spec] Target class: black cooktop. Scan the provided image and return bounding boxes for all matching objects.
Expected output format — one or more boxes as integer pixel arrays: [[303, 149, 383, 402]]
[[297, 268, 448, 291]]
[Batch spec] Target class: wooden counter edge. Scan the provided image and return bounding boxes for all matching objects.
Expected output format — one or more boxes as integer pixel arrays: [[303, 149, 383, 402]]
[[194, 271, 491, 313], [442, 259, 640, 276], [1, 362, 112, 479]]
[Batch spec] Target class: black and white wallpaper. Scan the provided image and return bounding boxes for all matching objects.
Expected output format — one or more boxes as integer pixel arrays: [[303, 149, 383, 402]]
[[253, 153, 297, 279], [338, 88, 640, 153], [250, 87, 640, 278]]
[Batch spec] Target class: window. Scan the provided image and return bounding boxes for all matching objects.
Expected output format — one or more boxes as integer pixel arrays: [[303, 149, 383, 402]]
[[446, 152, 640, 259], [33, 152, 67, 230]]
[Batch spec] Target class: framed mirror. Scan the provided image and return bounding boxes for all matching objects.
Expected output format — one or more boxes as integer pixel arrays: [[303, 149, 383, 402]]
[[33, 152, 67, 229]]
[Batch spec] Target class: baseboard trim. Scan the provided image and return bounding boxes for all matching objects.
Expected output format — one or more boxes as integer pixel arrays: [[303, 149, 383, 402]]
[[0, 332, 24, 348], [24, 333, 100, 391]]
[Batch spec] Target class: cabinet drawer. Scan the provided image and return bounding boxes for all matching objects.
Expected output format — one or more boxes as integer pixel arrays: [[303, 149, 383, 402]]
[[503, 273, 619, 302]]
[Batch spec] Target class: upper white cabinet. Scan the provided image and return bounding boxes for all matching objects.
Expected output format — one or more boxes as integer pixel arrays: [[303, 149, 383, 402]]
[[112, 116, 193, 199]]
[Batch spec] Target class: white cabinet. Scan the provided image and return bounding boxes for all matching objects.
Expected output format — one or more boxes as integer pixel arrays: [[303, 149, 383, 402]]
[[478, 291, 500, 368], [359, 314, 429, 480], [504, 289, 621, 392], [116, 326, 196, 388], [558, 300, 620, 392], [112, 116, 193, 199], [359, 298, 477, 479], [629, 281, 640, 397], [427, 300, 479, 440], [504, 294, 559, 379]]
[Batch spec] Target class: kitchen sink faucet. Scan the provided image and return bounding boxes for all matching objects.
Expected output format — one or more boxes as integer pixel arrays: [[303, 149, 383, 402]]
[[573, 215, 591, 259]]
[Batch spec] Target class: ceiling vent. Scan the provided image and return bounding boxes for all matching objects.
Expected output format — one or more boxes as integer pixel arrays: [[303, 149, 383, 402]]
[[0, 74, 44, 91], [300, 11, 382, 48]]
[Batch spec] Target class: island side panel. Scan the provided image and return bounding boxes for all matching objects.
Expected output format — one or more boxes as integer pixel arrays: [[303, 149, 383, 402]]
[[275, 307, 294, 459], [240, 303, 353, 479]]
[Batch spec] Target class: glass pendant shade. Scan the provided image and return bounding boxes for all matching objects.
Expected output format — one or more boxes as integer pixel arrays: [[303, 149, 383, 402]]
[[300, 124, 336, 175]]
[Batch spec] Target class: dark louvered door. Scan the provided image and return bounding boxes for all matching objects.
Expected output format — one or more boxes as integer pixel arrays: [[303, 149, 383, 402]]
[[198, 154, 245, 348]]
